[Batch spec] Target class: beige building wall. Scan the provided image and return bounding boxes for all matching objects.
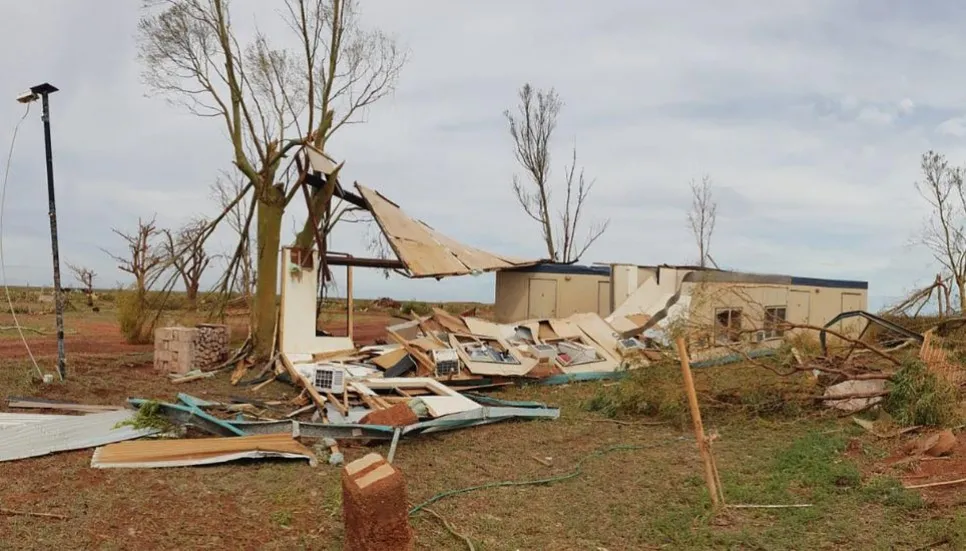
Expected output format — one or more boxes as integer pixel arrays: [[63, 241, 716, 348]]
[[494, 269, 611, 323], [496, 264, 869, 346]]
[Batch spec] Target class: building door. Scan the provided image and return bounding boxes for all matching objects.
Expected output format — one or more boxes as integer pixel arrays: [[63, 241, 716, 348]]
[[840, 292, 864, 338], [787, 289, 811, 326], [528, 278, 558, 319], [597, 281, 611, 317]]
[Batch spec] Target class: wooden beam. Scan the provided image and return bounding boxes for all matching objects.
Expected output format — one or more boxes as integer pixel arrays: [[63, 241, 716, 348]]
[[346, 265, 354, 341], [324, 256, 406, 270]]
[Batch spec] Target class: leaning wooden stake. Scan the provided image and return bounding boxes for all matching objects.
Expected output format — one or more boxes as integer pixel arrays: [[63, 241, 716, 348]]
[[675, 337, 721, 507]]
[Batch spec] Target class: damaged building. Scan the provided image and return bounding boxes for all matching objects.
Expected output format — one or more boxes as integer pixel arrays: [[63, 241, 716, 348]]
[[496, 263, 868, 348]]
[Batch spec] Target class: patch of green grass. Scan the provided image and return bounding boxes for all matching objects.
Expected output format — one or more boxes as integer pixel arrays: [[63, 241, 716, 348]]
[[886, 357, 961, 426], [270, 510, 293, 528], [583, 361, 688, 425]]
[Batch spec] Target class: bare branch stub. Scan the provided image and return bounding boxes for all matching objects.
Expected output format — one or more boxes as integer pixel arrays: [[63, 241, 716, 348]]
[[505, 83, 609, 263]]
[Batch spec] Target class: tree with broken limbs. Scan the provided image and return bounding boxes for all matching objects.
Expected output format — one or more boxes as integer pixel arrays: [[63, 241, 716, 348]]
[[138, 0, 407, 357]]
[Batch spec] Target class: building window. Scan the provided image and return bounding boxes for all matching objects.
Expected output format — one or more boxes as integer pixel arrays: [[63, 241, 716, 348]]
[[764, 306, 787, 339], [715, 308, 742, 344]]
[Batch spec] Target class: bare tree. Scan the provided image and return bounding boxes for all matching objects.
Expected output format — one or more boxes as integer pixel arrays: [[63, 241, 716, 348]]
[[917, 151, 966, 311], [138, 0, 407, 356], [211, 173, 254, 301], [67, 264, 96, 307], [687, 175, 718, 268], [505, 83, 608, 263], [103, 217, 167, 295], [162, 219, 212, 308]]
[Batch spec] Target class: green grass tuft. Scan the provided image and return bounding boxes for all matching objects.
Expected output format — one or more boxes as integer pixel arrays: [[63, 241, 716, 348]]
[[885, 357, 961, 426]]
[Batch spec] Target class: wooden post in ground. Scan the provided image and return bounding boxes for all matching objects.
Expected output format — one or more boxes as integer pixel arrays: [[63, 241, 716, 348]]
[[346, 265, 354, 341], [675, 336, 721, 507]]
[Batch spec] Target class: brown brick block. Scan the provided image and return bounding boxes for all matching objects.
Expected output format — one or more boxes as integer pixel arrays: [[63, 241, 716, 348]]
[[359, 403, 418, 427], [342, 453, 412, 551]]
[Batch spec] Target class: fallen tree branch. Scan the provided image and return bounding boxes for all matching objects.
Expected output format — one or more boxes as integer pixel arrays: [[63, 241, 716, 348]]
[[786, 322, 902, 366], [816, 391, 890, 401], [0, 508, 68, 520], [904, 477, 966, 490]]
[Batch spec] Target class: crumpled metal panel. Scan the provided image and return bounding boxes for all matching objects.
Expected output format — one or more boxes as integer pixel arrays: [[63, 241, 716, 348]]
[[0, 409, 158, 462], [0, 412, 76, 429]]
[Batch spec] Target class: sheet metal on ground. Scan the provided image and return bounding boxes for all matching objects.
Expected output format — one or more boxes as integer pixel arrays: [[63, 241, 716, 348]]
[[0, 412, 77, 429], [0, 409, 159, 462], [355, 183, 538, 277]]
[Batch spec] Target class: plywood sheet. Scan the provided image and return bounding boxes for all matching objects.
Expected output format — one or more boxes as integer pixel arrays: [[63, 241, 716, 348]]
[[356, 183, 538, 277], [548, 319, 583, 340], [91, 434, 317, 468], [463, 317, 515, 341], [419, 396, 482, 418], [568, 312, 621, 361]]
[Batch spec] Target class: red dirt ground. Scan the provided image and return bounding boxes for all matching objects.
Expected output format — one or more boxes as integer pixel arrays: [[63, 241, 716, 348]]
[[883, 432, 966, 506]]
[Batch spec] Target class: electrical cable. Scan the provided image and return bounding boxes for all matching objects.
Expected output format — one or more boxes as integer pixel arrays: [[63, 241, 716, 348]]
[[1, 104, 43, 379], [408, 443, 656, 516]]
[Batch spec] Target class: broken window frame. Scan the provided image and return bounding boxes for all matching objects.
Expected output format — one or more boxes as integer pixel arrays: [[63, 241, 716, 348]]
[[763, 306, 787, 340], [714, 308, 743, 344]]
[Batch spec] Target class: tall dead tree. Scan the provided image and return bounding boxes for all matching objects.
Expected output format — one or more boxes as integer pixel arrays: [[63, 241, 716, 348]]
[[139, 0, 406, 357], [505, 83, 608, 263], [67, 264, 96, 307], [162, 219, 211, 308], [104, 217, 167, 295], [917, 150, 966, 312], [687, 175, 718, 268]]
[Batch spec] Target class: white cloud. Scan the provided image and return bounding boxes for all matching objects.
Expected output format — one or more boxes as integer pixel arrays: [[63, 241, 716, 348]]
[[899, 97, 915, 115], [937, 116, 966, 137], [856, 105, 895, 125]]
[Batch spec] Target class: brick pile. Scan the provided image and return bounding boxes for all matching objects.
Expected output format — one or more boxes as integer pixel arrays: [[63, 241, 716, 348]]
[[154, 324, 230, 375], [342, 453, 413, 551], [153, 327, 199, 375]]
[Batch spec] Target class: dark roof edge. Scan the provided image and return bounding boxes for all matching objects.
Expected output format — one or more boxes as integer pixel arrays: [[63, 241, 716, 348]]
[[503, 263, 611, 276], [790, 276, 868, 290]]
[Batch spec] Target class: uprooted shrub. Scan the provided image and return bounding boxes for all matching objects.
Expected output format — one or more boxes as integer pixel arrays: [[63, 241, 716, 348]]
[[584, 360, 688, 425], [885, 357, 961, 427]]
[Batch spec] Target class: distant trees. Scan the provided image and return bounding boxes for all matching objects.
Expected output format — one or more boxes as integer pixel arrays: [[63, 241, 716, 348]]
[[162, 219, 211, 309], [104, 217, 166, 296], [505, 83, 609, 263], [687, 175, 718, 268], [916, 151, 966, 312], [66, 264, 96, 307]]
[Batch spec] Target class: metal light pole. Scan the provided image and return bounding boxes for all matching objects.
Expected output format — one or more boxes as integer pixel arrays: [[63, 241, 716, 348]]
[[17, 83, 66, 380]]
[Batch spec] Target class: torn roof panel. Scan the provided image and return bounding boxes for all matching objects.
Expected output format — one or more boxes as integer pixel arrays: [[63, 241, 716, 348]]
[[0, 409, 159, 462], [355, 183, 539, 277]]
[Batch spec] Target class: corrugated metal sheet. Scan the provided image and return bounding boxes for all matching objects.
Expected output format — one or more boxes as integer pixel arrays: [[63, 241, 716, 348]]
[[0, 409, 159, 462], [0, 412, 77, 429]]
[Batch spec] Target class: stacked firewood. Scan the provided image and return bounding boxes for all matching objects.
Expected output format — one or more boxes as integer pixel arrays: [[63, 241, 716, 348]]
[[195, 324, 230, 370]]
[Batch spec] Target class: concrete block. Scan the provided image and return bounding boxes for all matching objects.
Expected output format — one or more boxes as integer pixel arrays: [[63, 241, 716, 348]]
[[342, 453, 412, 551]]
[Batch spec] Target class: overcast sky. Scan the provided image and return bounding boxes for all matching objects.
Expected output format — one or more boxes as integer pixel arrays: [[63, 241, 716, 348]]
[[2, 1, 963, 310]]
